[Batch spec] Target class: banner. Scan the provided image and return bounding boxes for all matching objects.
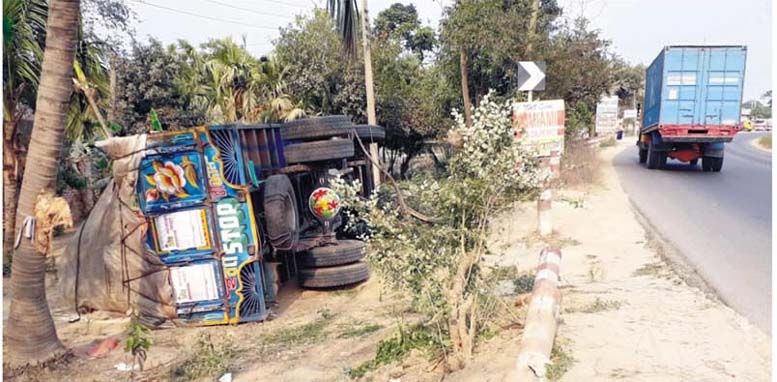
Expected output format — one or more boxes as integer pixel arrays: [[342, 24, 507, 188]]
[[595, 96, 619, 133], [513, 99, 566, 157]]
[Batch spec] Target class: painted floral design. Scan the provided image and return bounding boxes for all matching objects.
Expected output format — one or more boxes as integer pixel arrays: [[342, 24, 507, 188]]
[[308, 187, 341, 220], [145, 156, 199, 202]]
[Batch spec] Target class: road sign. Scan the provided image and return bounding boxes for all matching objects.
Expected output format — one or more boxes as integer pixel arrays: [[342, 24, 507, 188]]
[[517, 61, 546, 91], [513, 99, 565, 157], [623, 109, 637, 119], [595, 96, 619, 134]]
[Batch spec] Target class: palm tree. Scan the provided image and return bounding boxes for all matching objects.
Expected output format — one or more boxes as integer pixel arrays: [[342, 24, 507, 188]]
[[327, 0, 380, 186], [6, 0, 81, 367], [2, 0, 46, 263]]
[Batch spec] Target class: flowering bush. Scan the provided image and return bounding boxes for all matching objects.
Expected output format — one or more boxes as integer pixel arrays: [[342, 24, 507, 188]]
[[334, 91, 541, 369]]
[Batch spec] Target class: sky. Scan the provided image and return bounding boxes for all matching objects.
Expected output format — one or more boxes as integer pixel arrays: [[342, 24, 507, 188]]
[[129, 0, 772, 101]]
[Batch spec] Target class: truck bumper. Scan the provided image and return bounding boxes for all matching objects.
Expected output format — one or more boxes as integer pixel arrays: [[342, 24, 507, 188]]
[[657, 124, 738, 143]]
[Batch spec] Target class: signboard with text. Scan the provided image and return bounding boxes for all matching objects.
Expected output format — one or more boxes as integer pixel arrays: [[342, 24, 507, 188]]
[[513, 99, 566, 157], [595, 96, 619, 133]]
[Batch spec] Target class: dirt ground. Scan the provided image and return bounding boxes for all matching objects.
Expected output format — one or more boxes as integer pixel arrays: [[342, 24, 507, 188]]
[[3, 139, 771, 381]]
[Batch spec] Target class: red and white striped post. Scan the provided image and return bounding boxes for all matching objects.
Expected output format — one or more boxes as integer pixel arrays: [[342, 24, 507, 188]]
[[514, 247, 563, 381], [537, 150, 561, 236]]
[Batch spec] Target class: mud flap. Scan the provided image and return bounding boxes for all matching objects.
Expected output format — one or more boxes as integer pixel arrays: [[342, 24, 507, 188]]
[[703, 142, 725, 158]]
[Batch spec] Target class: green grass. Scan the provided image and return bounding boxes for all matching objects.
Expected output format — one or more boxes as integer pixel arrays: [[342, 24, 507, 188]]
[[546, 341, 575, 381], [346, 325, 436, 379], [338, 322, 384, 339], [170, 333, 239, 381], [565, 297, 624, 314], [263, 309, 335, 346]]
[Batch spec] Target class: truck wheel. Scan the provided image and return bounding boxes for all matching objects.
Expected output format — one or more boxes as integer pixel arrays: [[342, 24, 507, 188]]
[[638, 148, 648, 163], [711, 157, 724, 172], [646, 140, 662, 169], [282, 115, 352, 141], [300, 240, 366, 267], [284, 139, 355, 163], [263, 175, 299, 250], [298, 261, 370, 288]]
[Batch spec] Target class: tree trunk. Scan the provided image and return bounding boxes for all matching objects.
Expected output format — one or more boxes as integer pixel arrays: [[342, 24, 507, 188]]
[[6, 0, 81, 368], [360, 0, 381, 188], [525, 0, 541, 56], [459, 48, 473, 128], [3, 119, 19, 265]]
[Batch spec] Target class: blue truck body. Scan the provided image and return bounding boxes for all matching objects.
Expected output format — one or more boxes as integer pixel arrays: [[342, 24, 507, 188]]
[[643, 45, 747, 130], [638, 45, 747, 172]]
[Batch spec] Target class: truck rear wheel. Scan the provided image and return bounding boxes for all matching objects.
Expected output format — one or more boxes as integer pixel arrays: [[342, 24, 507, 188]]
[[646, 140, 665, 169], [703, 156, 723, 172], [298, 261, 370, 288], [638, 148, 648, 163], [300, 240, 366, 267], [284, 139, 355, 163]]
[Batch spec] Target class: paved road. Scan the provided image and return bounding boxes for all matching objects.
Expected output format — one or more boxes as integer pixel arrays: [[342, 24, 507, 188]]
[[613, 132, 772, 333]]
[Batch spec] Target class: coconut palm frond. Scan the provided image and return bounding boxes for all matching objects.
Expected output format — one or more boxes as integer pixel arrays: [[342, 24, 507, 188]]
[[326, 0, 360, 58]]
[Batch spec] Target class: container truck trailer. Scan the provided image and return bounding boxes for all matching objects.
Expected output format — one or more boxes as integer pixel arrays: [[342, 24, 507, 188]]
[[638, 45, 747, 171]]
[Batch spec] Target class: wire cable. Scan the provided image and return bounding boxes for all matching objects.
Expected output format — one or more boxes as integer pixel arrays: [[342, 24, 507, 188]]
[[199, 0, 299, 19], [131, 0, 281, 31]]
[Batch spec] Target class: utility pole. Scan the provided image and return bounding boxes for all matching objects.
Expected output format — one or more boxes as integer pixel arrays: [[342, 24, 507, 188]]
[[360, 0, 381, 187]]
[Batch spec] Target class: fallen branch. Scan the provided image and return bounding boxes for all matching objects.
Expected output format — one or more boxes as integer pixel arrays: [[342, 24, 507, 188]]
[[352, 130, 437, 224]]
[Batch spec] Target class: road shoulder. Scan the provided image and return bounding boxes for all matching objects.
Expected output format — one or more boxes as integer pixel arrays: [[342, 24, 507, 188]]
[[547, 142, 769, 381]]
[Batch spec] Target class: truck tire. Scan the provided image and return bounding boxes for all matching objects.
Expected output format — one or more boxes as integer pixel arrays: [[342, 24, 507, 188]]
[[284, 139, 355, 163], [282, 115, 353, 141], [263, 175, 299, 250], [703, 156, 724, 172], [646, 140, 664, 169], [712, 157, 724, 172], [298, 261, 370, 288], [638, 148, 648, 163], [300, 240, 366, 267], [351, 125, 385, 142]]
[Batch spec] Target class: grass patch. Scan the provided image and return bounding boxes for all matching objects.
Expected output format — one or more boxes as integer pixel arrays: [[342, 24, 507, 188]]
[[263, 309, 335, 347], [491, 265, 520, 281], [522, 231, 581, 249], [632, 262, 666, 277], [566, 297, 624, 314], [346, 324, 436, 379], [546, 341, 575, 381], [599, 137, 617, 148], [170, 332, 239, 381], [756, 134, 772, 150], [339, 322, 384, 339], [587, 263, 605, 282], [513, 273, 535, 295]]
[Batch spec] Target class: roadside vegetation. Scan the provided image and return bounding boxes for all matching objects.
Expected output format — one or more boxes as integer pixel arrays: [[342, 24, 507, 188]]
[[756, 134, 772, 151], [4, 0, 655, 376]]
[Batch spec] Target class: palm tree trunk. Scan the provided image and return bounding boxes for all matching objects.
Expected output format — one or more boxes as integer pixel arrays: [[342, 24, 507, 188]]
[[3, 118, 19, 265], [360, 0, 381, 188], [459, 48, 473, 128], [6, 0, 81, 368]]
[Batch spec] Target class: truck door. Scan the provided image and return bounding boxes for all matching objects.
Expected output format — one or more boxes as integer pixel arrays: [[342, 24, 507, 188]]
[[702, 47, 746, 126]]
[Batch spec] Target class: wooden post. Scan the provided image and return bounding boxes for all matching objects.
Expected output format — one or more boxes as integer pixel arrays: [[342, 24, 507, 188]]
[[360, 0, 381, 188]]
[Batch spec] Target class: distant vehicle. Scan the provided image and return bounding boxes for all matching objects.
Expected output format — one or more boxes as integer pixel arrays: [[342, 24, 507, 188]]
[[753, 119, 771, 131], [638, 46, 747, 172]]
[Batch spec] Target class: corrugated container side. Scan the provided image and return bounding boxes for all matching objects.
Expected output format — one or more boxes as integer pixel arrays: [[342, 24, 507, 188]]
[[642, 50, 665, 130], [643, 46, 747, 131]]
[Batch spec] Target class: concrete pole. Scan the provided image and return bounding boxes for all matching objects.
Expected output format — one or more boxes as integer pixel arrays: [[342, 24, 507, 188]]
[[360, 0, 381, 188], [514, 247, 562, 382]]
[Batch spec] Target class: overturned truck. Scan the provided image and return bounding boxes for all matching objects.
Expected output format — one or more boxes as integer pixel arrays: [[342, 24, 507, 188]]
[[58, 116, 385, 325]]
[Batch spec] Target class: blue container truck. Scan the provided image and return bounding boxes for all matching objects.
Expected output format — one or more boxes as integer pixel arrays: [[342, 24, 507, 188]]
[[638, 45, 747, 171]]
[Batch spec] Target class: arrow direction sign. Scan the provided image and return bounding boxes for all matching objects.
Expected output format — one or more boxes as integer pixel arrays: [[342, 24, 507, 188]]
[[517, 61, 546, 91]]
